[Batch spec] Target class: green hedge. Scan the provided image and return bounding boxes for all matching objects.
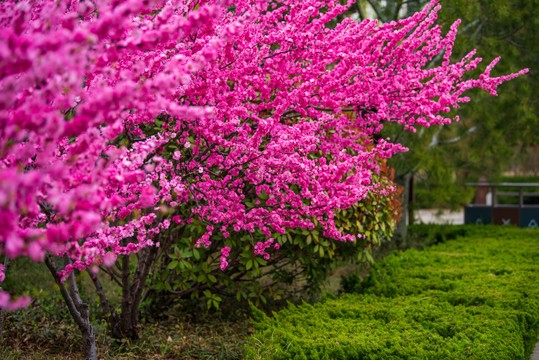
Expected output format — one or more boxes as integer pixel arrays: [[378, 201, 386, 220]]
[[246, 226, 539, 360]]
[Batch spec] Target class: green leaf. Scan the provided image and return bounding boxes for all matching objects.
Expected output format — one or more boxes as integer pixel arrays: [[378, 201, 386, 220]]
[[180, 250, 192, 258], [167, 260, 179, 270], [365, 250, 374, 263], [182, 260, 193, 270], [246, 259, 253, 270]]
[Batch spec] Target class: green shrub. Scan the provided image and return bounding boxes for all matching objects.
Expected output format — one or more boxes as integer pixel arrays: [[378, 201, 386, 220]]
[[246, 226, 539, 360], [145, 165, 402, 314], [340, 224, 476, 293], [406, 224, 475, 249]]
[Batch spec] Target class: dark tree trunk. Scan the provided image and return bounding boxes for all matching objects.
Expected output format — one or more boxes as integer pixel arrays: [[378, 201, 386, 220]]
[[408, 174, 415, 226], [45, 255, 97, 360], [0, 257, 9, 344], [90, 244, 160, 340], [394, 172, 412, 248]]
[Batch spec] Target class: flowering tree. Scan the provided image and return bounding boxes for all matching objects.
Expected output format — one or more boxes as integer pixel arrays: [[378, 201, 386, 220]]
[[0, 0, 527, 358]]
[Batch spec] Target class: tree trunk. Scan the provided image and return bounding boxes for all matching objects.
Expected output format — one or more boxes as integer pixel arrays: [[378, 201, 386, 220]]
[[45, 255, 97, 360], [90, 244, 160, 340], [0, 305, 4, 345], [87, 270, 124, 339], [121, 244, 160, 339], [0, 257, 9, 344], [408, 174, 415, 226], [394, 172, 412, 248]]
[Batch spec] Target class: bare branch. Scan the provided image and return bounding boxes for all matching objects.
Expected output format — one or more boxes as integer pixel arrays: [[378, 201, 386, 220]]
[[366, 0, 388, 23], [429, 126, 477, 148], [44, 255, 85, 329]]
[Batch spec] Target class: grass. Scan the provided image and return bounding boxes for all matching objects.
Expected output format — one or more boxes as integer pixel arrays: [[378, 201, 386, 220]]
[[0, 258, 252, 359], [0, 308, 251, 359]]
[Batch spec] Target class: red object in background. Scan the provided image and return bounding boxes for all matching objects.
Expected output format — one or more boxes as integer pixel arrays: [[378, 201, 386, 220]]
[[493, 207, 520, 226], [474, 176, 489, 205]]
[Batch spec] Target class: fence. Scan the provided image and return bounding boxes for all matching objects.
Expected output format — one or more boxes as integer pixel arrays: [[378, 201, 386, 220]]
[[464, 182, 539, 228]]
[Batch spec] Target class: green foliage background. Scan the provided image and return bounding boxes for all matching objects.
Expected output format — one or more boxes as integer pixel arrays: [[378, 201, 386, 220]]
[[374, 0, 538, 209]]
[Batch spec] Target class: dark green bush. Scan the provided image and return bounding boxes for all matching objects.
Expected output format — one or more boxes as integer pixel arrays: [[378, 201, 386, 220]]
[[406, 224, 475, 249], [246, 226, 539, 360]]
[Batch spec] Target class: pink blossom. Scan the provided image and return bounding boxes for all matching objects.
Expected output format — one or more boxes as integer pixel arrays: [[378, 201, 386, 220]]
[[0, 0, 525, 308], [103, 252, 117, 267], [139, 186, 157, 208], [27, 242, 44, 262], [220, 246, 231, 270], [221, 246, 231, 257], [0, 291, 31, 311]]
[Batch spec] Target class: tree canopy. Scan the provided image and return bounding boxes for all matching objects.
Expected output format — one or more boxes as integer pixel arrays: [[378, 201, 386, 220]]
[[0, 1, 527, 357]]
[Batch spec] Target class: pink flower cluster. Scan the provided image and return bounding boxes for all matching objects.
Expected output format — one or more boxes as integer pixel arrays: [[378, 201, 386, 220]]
[[0, 0, 526, 308], [254, 239, 279, 261], [220, 246, 231, 271]]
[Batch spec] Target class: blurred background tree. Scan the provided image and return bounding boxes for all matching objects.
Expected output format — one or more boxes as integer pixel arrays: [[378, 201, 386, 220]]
[[338, 0, 538, 225]]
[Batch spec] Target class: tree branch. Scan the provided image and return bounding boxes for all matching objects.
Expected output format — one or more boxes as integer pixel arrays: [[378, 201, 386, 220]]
[[45, 255, 85, 330], [366, 0, 388, 23], [354, 1, 365, 22], [429, 126, 477, 148]]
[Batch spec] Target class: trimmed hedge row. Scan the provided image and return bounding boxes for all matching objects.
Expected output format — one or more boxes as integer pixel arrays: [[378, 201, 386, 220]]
[[246, 226, 539, 359]]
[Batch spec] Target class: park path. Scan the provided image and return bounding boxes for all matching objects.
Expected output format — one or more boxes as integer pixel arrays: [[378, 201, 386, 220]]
[[414, 209, 464, 225], [531, 338, 539, 360]]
